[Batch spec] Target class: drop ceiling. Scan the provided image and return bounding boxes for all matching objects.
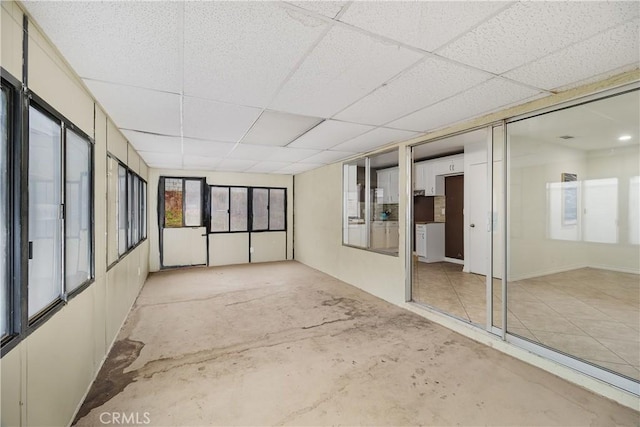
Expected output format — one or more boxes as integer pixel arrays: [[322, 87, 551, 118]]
[[21, 1, 640, 174]]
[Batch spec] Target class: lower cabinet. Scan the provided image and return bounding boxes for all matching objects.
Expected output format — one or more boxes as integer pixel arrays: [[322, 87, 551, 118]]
[[416, 223, 445, 263]]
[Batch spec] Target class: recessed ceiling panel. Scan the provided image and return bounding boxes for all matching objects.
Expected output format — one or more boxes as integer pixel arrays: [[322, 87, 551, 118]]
[[504, 19, 640, 91], [287, 1, 348, 19], [183, 96, 262, 142], [270, 25, 423, 118], [216, 159, 259, 173], [182, 139, 236, 158], [246, 161, 292, 174], [437, 2, 639, 74], [331, 128, 418, 153], [288, 120, 374, 149], [182, 154, 223, 171], [299, 150, 355, 164], [137, 151, 183, 170], [388, 78, 543, 132], [339, 1, 511, 52], [24, 1, 183, 92], [335, 57, 492, 126], [264, 147, 322, 162], [121, 130, 182, 154], [183, 2, 328, 106], [241, 111, 323, 146], [85, 80, 181, 135]]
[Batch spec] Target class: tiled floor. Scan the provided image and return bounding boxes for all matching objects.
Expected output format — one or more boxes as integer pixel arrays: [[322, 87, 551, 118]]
[[412, 262, 640, 381]]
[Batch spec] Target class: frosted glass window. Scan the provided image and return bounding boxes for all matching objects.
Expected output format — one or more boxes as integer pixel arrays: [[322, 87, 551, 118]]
[[1, 88, 7, 335], [28, 107, 62, 317], [118, 165, 127, 255], [65, 129, 91, 292], [142, 181, 147, 239], [106, 157, 118, 264], [269, 189, 285, 230], [230, 188, 248, 232], [583, 178, 618, 244], [132, 175, 140, 244], [184, 180, 202, 227], [252, 189, 269, 231], [211, 187, 229, 232]]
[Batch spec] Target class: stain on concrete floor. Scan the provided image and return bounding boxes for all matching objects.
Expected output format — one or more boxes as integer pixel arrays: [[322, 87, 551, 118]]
[[74, 261, 639, 426]]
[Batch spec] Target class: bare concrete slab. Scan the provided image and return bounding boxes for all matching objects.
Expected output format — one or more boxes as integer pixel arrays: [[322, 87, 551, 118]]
[[74, 261, 639, 426]]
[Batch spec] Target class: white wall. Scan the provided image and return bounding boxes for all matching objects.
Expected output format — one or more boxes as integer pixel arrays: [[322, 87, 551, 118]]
[[294, 157, 408, 306], [1, 3, 150, 425], [147, 169, 294, 272]]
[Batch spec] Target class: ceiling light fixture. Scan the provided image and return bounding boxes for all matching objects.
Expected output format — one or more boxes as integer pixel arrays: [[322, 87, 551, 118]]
[[618, 135, 632, 141]]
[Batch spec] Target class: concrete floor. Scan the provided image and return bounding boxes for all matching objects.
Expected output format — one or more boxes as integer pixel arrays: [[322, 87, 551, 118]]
[[75, 261, 639, 426]]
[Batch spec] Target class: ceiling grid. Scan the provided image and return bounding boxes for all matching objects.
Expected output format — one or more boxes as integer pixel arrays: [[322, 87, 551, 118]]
[[21, 1, 640, 173]]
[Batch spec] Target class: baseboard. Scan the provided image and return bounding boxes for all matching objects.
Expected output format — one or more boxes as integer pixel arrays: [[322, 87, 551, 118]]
[[444, 257, 464, 265], [588, 264, 640, 275], [508, 264, 589, 281]]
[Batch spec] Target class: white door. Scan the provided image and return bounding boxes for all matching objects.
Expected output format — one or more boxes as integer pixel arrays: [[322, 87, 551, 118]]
[[468, 162, 488, 275]]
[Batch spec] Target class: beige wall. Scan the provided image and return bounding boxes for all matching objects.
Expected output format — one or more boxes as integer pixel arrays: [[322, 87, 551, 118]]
[[1, 3, 150, 426], [147, 168, 294, 272]]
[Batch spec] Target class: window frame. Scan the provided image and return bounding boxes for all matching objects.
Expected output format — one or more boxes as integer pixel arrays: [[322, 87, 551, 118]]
[[107, 153, 148, 271], [208, 185, 287, 234], [160, 177, 205, 229]]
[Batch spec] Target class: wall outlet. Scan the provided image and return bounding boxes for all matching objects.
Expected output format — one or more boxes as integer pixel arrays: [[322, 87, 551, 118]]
[[441, 208, 445, 215], [138, 267, 141, 276], [250, 247, 254, 253]]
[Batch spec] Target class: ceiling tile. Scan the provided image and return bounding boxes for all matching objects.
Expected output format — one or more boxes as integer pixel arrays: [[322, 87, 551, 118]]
[[240, 111, 323, 146], [288, 120, 374, 149], [137, 151, 183, 170], [388, 78, 543, 132], [299, 150, 355, 164], [183, 155, 223, 171], [24, 2, 183, 92], [331, 128, 418, 153], [85, 80, 181, 135], [339, 1, 510, 52], [183, 96, 262, 142], [182, 139, 236, 158], [227, 144, 282, 161], [287, 1, 348, 19], [264, 147, 322, 162], [245, 161, 292, 174], [270, 25, 423, 118], [504, 19, 640, 91], [216, 159, 258, 173], [276, 162, 325, 175], [335, 57, 492, 126], [121, 130, 182, 154], [437, 2, 640, 74], [183, 2, 328, 106]]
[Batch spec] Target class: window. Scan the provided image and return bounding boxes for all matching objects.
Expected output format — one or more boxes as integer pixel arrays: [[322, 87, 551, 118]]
[[210, 186, 285, 233], [28, 106, 63, 317], [118, 164, 127, 255], [65, 129, 92, 292], [163, 178, 203, 228], [342, 149, 399, 255], [28, 103, 95, 319], [252, 188, 269, 231], [1, 85, 8, 338], [108, 155, 147, 263]]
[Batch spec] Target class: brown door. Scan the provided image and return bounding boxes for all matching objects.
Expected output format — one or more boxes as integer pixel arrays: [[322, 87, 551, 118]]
[[445, 175, 464, 259]]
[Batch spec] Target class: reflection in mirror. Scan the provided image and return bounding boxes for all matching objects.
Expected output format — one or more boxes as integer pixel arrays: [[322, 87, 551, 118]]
[[506, 90, 639, 382]]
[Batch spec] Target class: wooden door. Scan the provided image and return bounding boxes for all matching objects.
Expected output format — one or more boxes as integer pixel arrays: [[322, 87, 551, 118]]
[[445, 175, 464, 259]]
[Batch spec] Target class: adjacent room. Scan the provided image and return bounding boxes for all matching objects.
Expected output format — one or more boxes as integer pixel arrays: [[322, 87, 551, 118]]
[[1, 1, 639, 426]]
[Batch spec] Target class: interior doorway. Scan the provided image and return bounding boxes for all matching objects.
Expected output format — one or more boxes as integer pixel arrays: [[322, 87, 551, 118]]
[[445, 175, 464, 260]]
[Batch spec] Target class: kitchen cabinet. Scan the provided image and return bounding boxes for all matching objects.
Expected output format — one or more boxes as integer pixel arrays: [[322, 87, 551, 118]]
[[346, 224, 366, 247], [415, 154, 463, 195], [377, 167, 399, 204], [439, 154, 464, 175], [371, 221, 399, 250], [415, 223, 445, 263]]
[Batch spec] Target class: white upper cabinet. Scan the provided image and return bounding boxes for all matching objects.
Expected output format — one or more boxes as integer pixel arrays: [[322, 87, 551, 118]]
[[415, 154, 464, 195], [377, 166, 399, 204]]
